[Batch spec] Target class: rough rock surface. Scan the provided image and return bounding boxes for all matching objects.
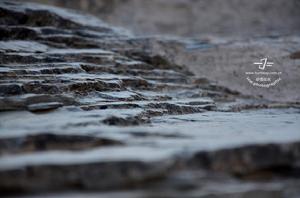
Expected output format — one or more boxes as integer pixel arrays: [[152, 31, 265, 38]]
[[0, 1, 300, 197], [26, 0, 300, 102]]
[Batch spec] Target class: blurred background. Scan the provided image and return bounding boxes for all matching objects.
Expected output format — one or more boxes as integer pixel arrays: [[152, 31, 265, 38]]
[[25, 0, 300, 38]]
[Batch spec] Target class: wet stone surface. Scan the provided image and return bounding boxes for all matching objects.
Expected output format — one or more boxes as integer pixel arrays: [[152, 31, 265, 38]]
[[0, 1, 300, 197]]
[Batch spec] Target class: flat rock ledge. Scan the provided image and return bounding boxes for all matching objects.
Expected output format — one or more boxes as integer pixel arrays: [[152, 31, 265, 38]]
[[0, 1, 299, 197]]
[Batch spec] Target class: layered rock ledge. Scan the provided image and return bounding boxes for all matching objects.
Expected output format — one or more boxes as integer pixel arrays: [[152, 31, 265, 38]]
[[0, 1, 299, 197]]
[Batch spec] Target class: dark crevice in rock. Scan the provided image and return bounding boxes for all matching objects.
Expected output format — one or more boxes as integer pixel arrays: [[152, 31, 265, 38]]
[[290, 51, 300, 59], [146, 103, 206, 115], [0, 133, 123, 155], [0, 160, 172, 194], [102, 116, 150, 126], [187, 142, 300, 178]]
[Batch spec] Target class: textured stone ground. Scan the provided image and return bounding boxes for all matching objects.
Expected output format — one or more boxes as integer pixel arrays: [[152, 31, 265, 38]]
[[27, 0, 300, 102], [0, 1, 300, 197]]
